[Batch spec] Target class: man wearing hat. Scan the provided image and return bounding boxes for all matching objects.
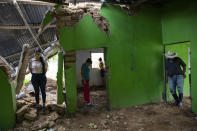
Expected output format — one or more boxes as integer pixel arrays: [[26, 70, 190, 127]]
[[165, 50, 186, 107]]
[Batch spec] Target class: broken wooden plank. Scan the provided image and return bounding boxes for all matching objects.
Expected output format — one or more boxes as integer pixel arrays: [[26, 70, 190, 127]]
[[15, 44, 30, 94], [0, 25, 56, 30]]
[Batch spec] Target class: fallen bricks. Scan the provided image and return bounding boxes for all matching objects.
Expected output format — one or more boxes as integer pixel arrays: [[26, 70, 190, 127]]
[[55, 3, 110, 36], [16, 105, 29, 122], [24, 108, 37, 121]]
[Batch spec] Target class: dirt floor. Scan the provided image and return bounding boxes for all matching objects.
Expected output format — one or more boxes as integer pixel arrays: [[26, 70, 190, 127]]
[[12, 80, 197, 131]]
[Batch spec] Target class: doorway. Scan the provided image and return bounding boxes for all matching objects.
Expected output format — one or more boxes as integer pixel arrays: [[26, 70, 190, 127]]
[[163, 41, 191, 102], [75, 48, 108, 111]]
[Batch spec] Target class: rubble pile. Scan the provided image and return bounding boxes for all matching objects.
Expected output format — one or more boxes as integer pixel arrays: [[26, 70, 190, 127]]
[[15, 102, 65, 130], [14, 77, 64, 130], [55, 3, 110, 36], [12, 90, 197, 131]]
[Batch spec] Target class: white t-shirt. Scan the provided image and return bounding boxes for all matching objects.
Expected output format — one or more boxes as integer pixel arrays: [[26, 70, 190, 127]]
[[30, 58, 47, 74]]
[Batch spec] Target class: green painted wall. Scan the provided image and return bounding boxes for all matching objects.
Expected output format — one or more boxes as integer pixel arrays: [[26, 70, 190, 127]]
[[162, 0, 197, 113], [60, 15, 108, 51], [11, 82, 17, 112], [0, 70, 15, 130], [57, 52, 64, 104], [165, 42, 190, 100], [65, 66, 77, 114], [59, 4, 163, 110]]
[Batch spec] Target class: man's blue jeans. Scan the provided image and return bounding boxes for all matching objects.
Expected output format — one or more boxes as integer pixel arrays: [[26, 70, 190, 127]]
[[169, 75, 184, 94]]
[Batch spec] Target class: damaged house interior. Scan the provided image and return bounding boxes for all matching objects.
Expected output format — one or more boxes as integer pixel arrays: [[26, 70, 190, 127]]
[[0, 0, 197, 130]]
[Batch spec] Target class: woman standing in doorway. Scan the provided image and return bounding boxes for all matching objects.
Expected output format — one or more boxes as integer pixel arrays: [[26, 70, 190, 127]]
[[29, 48, 48, 110]]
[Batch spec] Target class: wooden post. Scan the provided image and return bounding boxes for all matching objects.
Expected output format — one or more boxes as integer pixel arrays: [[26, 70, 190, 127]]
[[15, 44, 30, 94]]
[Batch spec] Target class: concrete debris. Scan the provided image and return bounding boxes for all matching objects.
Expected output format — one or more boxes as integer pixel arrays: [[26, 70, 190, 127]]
[[48, 112, 60, 121], [26, 84, 34, 94], [88, 123, 98, 129], [138, 128, 144, 131], [101, 120, 108, 129], [106, 114, 111, 119], [24, 108, 37, 121], [57, 126, 66, 131], [16, 105, 29, 122], [112, 116, 119, 120], [22, 120, 30, 127], [66, 119, 71, 125], [119, 112, 125, 116], [124, 122, 128, 125], [32, 121, 49, 131], [46, 93, 57, 104], [48, 121, 55, 128], [47, 104, 65, 115], [103, 129, 111, 131], [16, 100, 26, 109], [16, 92, 26, 99], [55, 119, 64, 124], [112, 121, 119, 125], [55, 3, 110, 36]]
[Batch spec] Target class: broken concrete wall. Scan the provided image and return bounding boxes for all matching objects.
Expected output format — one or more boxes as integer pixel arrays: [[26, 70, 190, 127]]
[[0, 69, 16, 130], [55, 3, 110, 36], [162, 0, 197, 113], [59, 4, 163, 111]]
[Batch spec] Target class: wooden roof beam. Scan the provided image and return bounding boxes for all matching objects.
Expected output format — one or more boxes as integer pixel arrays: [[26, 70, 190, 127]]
[[0, 25, 56, 30], [5, 42, 55, 59], [14, 1, 44, 52], [0, 0, 56, 6], [17, 0, 56, 6]]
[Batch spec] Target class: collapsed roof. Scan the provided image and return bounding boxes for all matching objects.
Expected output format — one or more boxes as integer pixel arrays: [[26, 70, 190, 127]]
[[0, 1, 57, 69], [0, 0, 172, 76]]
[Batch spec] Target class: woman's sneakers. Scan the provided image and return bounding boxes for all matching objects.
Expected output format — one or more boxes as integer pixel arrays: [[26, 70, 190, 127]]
[[42, 105, 46, 110], [42, 103, 46, 111], [178, 102, 183, 107], [35, 104, 41, 111], [35, 104, 46, 111]]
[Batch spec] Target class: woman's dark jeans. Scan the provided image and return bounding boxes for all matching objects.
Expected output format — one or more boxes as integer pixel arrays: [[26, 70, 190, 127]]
[[31, 73, 47, 105]]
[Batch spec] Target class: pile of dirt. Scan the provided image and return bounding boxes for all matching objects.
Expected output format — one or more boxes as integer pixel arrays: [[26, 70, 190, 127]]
[[13, 88, 197, 131]]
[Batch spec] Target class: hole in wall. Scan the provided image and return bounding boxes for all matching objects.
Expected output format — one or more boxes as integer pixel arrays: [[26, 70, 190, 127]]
[[76, 48, 108, 112]]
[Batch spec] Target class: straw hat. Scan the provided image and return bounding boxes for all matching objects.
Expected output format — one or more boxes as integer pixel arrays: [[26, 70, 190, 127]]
[[165, 50, 177, 58]]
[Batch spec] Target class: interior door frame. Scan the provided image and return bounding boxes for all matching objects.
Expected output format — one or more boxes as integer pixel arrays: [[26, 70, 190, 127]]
[[163, 41, 191, 102]]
